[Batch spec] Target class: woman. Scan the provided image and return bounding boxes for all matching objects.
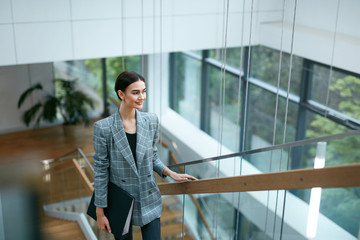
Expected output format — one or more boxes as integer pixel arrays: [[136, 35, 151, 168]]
[[93, 71, 196, 240]]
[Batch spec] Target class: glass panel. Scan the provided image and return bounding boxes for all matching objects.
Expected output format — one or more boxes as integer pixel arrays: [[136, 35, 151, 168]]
[[235, 204, 273, 240], [53, 60, 103, 119], [37, 130, 360, 240], [320, 187, 360, 237], [302, 111, 359, 168], [282, 187, 360, 239], [327, 72, 360, 122], [42, 150, 91, 205], [246, 84, 298, 150], [310, 63, 330, 104], [157, 141, 186, 239], [250, 45, 303, 96], [171, 53, 202, 127], [179, 132, 360, 239], [208, 47, 245, 71], [74, 153, 94, 185], [245, 148, 289, 174], [41, 150, 116, 239], [183, 154, 287, 239], [105, 55, 141, 101], [206, 67, 241, 152], [244, 132, 360, 174], [103, 55, 144, 114], [305, 109, 348, 138], [310, 63, 360, 122]]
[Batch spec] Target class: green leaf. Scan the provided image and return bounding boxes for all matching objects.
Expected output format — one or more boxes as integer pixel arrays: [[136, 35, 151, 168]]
[[42, 96, 59, 122], [23, 103, 42, 126], [17, 83, 43, 109]]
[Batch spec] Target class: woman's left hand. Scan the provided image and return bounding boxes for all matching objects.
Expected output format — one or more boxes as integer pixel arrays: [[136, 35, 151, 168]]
[[171, 172, 197, 182], [163, 168, 197, 182]]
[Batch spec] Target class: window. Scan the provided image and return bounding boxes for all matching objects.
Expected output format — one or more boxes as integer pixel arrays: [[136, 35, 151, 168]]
[[54, 55, 143, 118], [170, 53, 202, 127], [209, 47, 244, 71], [206, 67, 241, 152], [54, 59, 103, 116], [168, 45, 360, 238], [105, 56, 142, 102], [251, 45, 303, 96]]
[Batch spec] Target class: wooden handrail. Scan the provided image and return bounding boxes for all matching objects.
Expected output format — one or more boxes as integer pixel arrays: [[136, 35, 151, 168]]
[[72, 158, 94, 194], [160, 140, 169, 148], [158, 163, 360, 195]]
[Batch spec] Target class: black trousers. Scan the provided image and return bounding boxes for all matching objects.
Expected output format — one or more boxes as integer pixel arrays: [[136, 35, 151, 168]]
[[115, 217, 161, 240]]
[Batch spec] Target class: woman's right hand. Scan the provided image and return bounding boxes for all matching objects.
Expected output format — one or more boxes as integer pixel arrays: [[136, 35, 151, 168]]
[[96, 207, 111, 233]]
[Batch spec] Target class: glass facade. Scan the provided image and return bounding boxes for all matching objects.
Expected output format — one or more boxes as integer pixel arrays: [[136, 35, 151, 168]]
[[53, 55, 143, 117], [250, 45, 303, 96], [50, 44, 360, 239], [169, 45, 360, 152], [206, 67, 241, 151], [171, 53, 202, 128], [168, 45, 360, 239]]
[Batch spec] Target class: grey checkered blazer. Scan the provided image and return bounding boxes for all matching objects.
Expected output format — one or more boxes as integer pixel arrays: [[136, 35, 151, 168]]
[[93, 110, 167, 226]]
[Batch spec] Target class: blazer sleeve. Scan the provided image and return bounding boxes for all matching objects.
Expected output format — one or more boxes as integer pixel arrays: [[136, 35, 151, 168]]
[[93, 121, 110, 208], [151, 113, 168, 177]]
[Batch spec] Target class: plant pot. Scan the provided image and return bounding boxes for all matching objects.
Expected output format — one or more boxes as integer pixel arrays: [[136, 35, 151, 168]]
[[62, 124, 76, 137]]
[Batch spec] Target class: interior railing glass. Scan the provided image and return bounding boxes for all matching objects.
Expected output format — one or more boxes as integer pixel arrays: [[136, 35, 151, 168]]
[[40, 130, 360, 240], [160, 130, 360, 240]]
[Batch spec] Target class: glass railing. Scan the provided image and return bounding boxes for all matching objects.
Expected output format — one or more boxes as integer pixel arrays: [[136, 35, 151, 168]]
[[159, 130, 360, 240], [41, 149, 89, 205], [40, 149, 106, 239], [42, 148, 185, 240], [176, 186, 360, 240], [40, 130, 360, 240]]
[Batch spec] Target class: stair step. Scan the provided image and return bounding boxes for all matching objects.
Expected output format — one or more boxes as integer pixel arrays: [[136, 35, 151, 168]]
[[161, 208, 183, 222], [162, 196, 179, 208], [41, 216, 85, 239], [132, 228, 142, 240], [161, 222, 187, 239]]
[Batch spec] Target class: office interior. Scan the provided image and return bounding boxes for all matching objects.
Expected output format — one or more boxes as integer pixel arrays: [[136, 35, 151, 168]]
[[0, 0, 359, 239]]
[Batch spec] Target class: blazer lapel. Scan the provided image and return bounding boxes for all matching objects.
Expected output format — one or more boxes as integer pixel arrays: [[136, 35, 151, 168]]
[[135, 110, 149, 167], [110, 111, 138, 175]]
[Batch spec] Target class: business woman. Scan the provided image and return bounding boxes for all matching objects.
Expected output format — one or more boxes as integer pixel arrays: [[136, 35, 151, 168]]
[[93, 71, 196, 240]]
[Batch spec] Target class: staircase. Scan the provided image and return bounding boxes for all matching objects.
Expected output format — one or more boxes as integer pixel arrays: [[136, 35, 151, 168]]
[[41, 153, 195, 240], [41, 216, 85, 240], [131, 196, 193, 240], [161, 196, 192, 240]]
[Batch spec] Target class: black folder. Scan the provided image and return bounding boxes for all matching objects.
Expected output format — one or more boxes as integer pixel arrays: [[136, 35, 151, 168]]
[[87, 181, 135, 239]]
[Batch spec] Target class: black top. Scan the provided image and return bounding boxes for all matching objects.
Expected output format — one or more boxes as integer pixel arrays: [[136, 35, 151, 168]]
[[126, 132, 137, 165]]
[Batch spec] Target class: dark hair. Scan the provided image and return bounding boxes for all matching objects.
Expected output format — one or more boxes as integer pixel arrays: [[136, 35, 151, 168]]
[[114, 71, 145, 100]]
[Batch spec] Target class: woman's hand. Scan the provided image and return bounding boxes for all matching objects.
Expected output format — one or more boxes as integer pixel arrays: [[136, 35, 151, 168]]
[[170, 172, 197, 182], [163, 168, 197, 182], [96, 207, 111, 233]]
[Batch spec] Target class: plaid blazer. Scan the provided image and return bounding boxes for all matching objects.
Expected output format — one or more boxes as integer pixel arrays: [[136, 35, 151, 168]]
[[93, 110, 167, 226]]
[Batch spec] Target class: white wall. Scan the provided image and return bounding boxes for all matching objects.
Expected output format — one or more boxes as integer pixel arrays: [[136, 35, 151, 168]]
[[1, 0, 359, 132], [0, 0, 282, 66], [0, 63, 54, 133], [259, 0, 360, 74], [1, 0, 359, 73]]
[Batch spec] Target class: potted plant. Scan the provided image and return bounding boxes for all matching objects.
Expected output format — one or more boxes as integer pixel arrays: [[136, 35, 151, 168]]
[[17, 78, 94, 135]]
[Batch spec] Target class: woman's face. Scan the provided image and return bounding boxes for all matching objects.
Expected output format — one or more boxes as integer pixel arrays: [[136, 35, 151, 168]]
[[118, 80, 146, 110]]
